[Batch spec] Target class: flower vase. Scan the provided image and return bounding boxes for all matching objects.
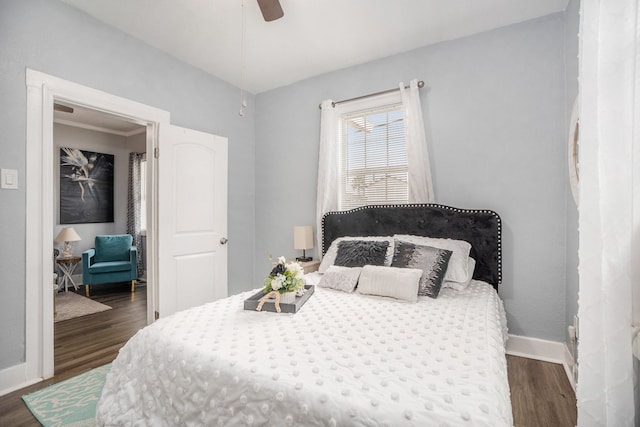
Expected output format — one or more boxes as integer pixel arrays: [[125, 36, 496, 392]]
[[279, 292, 296, 304]]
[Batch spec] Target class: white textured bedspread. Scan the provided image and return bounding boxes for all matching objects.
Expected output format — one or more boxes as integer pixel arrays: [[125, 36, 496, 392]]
[[96, 279, 512, 426]]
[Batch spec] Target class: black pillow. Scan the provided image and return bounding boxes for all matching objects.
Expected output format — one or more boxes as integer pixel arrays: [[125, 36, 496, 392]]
[[391, 240, 452, 298], [334, 240, 389, 268]]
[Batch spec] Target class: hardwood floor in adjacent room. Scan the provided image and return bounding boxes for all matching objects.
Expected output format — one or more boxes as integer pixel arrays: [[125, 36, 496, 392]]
[[0, 288, 576, 426], [0, 284, 147, 427], [54, 284, 147, 376]]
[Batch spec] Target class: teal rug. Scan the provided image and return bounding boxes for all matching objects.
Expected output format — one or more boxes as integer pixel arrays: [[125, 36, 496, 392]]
[[22, 364, 111, 427]]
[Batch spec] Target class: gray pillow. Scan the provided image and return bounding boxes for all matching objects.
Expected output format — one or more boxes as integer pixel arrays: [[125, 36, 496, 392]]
[[334, 240, 389, 268], [391, 240, 452, 298], [318, 266, 362, 293]]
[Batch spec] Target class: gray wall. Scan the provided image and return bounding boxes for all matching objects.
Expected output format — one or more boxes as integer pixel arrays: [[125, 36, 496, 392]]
[[255, 13, 569, 341], [53, 125, 149, 280], [53, 124, 129, 260], [0, 0, 578, 373], [564, 0, 580, 357], [0, 0, 255, 370]]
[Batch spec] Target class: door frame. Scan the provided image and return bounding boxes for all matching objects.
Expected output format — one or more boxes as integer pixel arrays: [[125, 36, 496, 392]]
[[25, 69, 170, 382]]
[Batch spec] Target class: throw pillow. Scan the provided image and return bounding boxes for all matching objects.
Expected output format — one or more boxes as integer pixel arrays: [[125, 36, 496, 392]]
[[318, 236, 394, 273], [393, 235, 471, 283], [391, 240, 452, 298], [334, 240, 389, 268], [356, 265, 423, 303], [443, 257, 476, 291], [317, 265, 362, 292]]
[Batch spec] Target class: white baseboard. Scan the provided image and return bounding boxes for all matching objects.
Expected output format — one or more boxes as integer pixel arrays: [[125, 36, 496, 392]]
[[562, 346, 577, 392], [506, 334, 576, 391], [0, 362, 42, 397]]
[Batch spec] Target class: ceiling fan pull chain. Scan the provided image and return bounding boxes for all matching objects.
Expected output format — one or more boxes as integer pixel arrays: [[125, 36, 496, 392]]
[[239, 0, 247, 117]]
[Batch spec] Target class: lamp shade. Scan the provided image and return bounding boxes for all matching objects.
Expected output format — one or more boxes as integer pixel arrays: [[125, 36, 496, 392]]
[[55, 227, 81, 243], [293, 225, 314, 250]]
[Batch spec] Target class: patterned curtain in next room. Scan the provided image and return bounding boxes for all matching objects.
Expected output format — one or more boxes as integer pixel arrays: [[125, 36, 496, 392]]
[[127, 152, 144, 277]]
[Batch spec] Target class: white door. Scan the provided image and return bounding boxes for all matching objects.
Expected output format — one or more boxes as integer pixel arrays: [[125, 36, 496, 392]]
[[157, 124, 228, 317]]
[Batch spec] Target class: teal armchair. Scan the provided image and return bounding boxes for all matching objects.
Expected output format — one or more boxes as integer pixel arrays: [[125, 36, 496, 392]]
[[82, 234, 137, 297]]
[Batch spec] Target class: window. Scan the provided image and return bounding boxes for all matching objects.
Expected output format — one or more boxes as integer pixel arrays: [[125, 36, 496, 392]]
[[317, 80, 431, 252], [339, 102, 408, 210]]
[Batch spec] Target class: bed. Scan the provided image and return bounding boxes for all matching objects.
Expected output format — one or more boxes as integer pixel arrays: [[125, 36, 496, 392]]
[[96, 204, 512, 426]]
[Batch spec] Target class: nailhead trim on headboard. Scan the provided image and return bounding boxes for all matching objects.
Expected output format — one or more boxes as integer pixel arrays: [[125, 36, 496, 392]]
[[322, 204, 502, 289]]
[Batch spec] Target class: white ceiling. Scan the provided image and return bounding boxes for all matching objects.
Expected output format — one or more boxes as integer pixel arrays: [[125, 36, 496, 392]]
[[60, 0, 568, 94], [54, 102, 146, 136]]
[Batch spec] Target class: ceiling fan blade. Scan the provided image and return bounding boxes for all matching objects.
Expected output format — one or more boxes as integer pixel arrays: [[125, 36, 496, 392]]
[[257, 0, 284, 21], [54, 103, 74, 114]]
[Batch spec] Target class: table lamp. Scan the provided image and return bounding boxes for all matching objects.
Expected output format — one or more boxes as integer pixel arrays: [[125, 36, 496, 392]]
[[55, 227, 81, 258], [293, 225, 313, 262]]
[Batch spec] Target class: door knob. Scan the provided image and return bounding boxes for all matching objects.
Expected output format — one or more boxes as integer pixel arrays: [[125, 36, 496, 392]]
[[220, 237, 228, 245]]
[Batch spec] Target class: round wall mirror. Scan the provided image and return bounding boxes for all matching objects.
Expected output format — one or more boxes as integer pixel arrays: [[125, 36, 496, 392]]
[[568, 96, 579, 205]]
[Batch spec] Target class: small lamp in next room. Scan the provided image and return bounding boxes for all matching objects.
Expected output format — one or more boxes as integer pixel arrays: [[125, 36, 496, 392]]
[[293, 225, 313, 262], [55, 227, 82, 258]]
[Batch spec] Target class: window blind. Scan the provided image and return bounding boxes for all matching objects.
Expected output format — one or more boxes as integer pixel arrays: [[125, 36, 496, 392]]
[[339, 103, 408, 210]]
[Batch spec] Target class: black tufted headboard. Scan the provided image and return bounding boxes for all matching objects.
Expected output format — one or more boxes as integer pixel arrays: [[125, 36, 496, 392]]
[[322, 204, 502, 290]]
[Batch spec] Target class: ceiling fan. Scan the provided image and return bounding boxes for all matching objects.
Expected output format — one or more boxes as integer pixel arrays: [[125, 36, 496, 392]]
[[257, 0, 284, 21]]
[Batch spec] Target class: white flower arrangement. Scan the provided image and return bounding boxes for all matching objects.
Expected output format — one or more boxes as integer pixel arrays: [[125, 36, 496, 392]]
[[263, 256, 305, 296]]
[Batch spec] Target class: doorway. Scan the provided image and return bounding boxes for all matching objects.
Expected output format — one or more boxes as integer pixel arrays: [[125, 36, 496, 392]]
[[52, 103, 149, 373], [25, 69, 170, 381], [24, 69, 228, 388]]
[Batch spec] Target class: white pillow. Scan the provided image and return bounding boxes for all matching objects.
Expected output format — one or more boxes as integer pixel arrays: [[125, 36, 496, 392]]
[[356, 265, 422, 303], [318, 266, 362, 293], [442, 257, 476, 291], [393, 235, 471, 283], [319, 236, 394, 273]]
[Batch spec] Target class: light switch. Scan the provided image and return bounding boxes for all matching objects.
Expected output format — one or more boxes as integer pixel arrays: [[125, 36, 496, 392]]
[[1, 169, 18, 189]]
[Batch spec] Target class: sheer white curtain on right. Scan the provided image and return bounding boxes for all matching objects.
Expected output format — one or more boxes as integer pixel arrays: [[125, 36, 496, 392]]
[[400, 79, 434, 203], [577, 0, 639, 425]]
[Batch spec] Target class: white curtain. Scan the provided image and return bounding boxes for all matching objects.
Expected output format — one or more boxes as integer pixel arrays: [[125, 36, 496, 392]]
[[316, 99, 339, 259], [577, 0, 638, 425], [399, 79, 435, 203], [316, 81, 435, 258]]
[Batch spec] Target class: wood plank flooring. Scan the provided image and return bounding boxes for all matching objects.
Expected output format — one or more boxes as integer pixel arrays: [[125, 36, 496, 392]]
[[0, 287, 576, 426], [0, 284, 147, 427], [508, 355, 577, 426], [54, 284, 147, 375]]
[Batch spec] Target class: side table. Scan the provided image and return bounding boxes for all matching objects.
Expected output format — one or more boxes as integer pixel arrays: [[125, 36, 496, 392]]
[[56, 256, 81, 292], [293, 259, 320, 274]]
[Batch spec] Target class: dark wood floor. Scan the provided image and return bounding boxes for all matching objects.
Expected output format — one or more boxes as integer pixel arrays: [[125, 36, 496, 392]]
[[0, 287, 576, 426], [508, 355, 577, 427], [0, 284, 147, 427]]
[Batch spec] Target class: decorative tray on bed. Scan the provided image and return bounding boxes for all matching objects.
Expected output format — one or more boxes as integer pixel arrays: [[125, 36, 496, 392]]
[[244, 285, 314, 314]]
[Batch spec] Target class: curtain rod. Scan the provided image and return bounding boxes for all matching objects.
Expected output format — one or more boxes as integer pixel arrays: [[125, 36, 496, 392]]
[[318, 80, 425, 109]]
